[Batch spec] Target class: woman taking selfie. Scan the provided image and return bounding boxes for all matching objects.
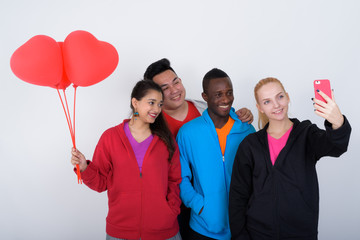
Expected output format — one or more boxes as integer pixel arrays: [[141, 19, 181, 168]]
[[229, 77, 351, 240], [71, 80, 182, 240]]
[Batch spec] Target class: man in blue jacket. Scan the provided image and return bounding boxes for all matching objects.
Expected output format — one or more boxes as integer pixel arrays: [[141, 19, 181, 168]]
[[176, 68, 255, 240]]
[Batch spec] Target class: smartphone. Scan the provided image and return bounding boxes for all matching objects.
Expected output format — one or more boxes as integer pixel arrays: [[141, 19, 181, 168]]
[[314, 79, 332, 102]]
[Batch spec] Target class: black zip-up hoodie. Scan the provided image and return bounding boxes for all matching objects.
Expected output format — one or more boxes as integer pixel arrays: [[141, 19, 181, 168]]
[[229, 117, 351, 240]]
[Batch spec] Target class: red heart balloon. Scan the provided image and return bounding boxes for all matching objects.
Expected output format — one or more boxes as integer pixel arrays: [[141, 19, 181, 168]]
[[63, 30, 119, 87], [10, 35, 63, 87], [54, 42, 71, 90]]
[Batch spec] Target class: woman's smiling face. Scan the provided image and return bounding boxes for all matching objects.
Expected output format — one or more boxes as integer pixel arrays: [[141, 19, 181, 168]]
[[256, 81, 290, 123]]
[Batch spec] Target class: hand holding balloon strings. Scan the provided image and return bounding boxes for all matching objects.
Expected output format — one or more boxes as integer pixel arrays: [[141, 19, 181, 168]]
[[71, 148, 88, 172]]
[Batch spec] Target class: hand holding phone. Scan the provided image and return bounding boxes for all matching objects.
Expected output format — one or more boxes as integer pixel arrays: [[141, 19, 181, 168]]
[[313, 79, 344, 129], [314, 79, 332, 103]]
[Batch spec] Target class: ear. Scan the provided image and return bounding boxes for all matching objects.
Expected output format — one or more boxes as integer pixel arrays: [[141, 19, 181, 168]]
[[131, 98, 138, 110], [256, 103, 264, 114], [202, 92, 208, 102]]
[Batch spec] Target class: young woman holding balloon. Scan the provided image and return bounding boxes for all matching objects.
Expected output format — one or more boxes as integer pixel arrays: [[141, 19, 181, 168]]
[[71, 80, 182, 240], [229, 77, 351, 240]]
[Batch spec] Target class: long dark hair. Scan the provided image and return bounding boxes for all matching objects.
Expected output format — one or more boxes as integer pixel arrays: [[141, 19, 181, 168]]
[[130, 80, 175, 162]]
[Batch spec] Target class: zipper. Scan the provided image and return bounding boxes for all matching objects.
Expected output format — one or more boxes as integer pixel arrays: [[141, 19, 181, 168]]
[[222, 155, 228, 194], [140, 171, 143, 238], [273, 172, 280, 239], [216, 129, 229, 196]]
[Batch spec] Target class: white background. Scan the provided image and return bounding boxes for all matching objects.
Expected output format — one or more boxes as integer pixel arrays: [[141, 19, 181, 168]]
[[1, 0, 359, 239]]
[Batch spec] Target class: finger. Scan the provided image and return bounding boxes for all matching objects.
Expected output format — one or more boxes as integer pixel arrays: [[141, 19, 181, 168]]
[[244, 112, 252, 122], [71, 159, 80, 166], [313, 101, 330, 114], [246, 110, 254, 124], [239, 111, 252, 123], [71, 148, 85, 159], [312, 97, 327, 108], [317, 90, 332, 103], [71, 155, 80, 163], [242, 110, 250, 119], [236, 109, 245, 117], [71, 148, 78, 156], [71, 151, 80, 158], [314, 108, 327, 119]]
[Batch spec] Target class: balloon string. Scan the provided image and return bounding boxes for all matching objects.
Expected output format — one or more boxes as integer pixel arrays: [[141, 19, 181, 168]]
[[72, 85, 82, 184], [57, 88, 82, 184], [57, 89, 74, 145], [63, 89, 75, 145], [73, 85, 77, 148]]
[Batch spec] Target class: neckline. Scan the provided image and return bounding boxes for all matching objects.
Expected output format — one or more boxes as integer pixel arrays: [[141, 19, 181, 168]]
[[268, 126, 293, 140], [125, 121, 153, 144]]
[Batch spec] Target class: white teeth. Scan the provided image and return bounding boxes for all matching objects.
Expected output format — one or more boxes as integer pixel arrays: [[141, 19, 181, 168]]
[[219, 105, 229, 109], [171, 95, 181, 100]]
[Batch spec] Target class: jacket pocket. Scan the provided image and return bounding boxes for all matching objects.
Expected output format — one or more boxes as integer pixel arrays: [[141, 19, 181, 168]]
[[278, 189, 317, 235], [107, 191, 141, 229], [143, 193, 178, 231], [246, 193, 274, 232], [199, 191, 228, 233]]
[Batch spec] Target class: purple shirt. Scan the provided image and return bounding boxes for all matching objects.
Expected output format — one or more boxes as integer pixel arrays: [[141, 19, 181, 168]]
[[124, 122, 154, 172]]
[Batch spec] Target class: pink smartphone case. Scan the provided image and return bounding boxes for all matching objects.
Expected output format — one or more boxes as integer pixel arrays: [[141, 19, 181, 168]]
[[314, 79, 332, 102]]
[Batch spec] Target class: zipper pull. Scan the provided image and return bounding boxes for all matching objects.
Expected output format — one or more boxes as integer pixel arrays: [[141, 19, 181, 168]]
[[222, 155, 225, 162], [140, 172, 142, 178]]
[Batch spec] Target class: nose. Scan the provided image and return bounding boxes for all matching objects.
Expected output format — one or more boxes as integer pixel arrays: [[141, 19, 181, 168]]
[[168, 83, 179, 94], [221, 94, 232, 104], [153, 104, 162, 113], [274, 99, 280, 108]]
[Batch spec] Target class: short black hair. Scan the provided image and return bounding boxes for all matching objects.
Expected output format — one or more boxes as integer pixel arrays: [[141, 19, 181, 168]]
[[202, 68, 229, 93], [143, 58, 176, 81]]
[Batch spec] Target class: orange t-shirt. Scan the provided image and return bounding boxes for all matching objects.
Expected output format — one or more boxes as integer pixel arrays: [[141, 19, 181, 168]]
[[216, 117, 235, 155]]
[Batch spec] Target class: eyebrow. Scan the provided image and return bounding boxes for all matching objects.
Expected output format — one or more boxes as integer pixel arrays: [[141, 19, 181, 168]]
[[212, 88, 233, 93], [261, 91, 284, 101], [147, 98, 163, 103], [159, 77, 179, 88]]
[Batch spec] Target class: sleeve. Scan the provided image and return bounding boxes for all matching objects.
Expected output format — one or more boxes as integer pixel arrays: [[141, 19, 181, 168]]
[[80, 132, 113, 193], [229, 140, 253, 240], [166, 143, 182, 215], [308, 115, 351, 160], [176, 129, 204, 215]]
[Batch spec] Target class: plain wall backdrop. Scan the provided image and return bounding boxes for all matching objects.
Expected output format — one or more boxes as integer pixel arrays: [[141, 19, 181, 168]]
[[1, 0, 359, 239]]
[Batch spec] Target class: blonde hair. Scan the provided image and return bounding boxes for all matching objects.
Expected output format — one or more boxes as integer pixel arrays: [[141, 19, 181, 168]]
[[254, 77, 287, 129]]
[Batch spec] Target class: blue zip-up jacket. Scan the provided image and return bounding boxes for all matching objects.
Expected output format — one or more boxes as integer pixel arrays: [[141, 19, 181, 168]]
[[176, 108, 255, 240]]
